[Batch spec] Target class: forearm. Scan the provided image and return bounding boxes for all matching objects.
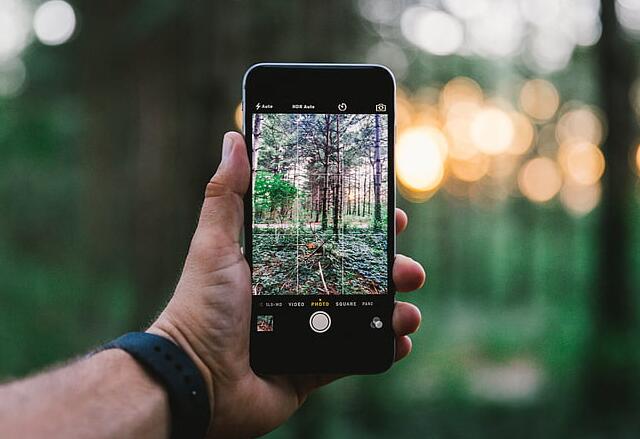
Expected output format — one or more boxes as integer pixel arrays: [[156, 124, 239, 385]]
[[0, 349, 170, 439]]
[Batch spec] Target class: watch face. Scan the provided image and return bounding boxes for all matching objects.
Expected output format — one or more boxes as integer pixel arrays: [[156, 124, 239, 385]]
[[244, 64, 396, 374]]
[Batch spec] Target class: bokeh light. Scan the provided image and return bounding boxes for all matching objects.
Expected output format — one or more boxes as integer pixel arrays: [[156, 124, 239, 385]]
[[470, 106, 514, 155], [508, 111, 535, 155], [234, 102, 243, 130], [361, 0, 601, 74], [518, 157, 562, 203], [390, 74, 606, 210], [556, 105, 604, 145], [488, 154, 520, 181], [558, 141, 605, 185], [616, 0, 640, 37], [442, 0, 489, 21], [444, 103, 481, 160], [635, 143, 640, 175], [560, 181, 601, 216], [466, 0, 524, 58], [570, 0, 602, 46], [440, 77, 484, 112], [527, 28, 575, 72], [401, 7, 464, 56], [396, 92, 414, 133], [33, 0, 76, 46], [520, 0, 561, 26], [450, 154, 490, 182], [0, 0, 31, 62], [396, 126, 448, 196], [519, 79, 560, 121], [412, 103, 441, 130]]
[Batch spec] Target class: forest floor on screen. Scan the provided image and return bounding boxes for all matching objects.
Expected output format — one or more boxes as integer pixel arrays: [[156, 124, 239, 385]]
[[251, 113, 388, 295]]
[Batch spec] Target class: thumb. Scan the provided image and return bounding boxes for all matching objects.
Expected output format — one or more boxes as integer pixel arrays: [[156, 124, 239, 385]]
[[195, 131, 250, 247]]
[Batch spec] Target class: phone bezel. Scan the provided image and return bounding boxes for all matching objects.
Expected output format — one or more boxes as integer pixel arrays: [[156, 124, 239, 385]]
[[243, 63, 396, 374]]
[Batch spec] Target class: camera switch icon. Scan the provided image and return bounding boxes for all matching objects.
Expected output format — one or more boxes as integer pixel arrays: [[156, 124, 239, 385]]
[[375, 103, 386, 112]]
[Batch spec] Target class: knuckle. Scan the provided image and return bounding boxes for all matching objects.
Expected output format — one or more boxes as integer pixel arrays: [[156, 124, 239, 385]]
[[205, 177, 230, 198]]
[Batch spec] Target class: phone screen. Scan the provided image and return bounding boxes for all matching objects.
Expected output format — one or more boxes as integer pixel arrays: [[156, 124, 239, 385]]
[[244, 64, 395, 374]]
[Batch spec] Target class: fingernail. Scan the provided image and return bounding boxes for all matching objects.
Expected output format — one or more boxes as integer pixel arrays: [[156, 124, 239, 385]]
[[222, 133, 235, 161]]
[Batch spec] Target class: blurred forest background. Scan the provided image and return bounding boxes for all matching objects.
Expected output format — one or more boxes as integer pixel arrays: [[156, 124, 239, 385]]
[[2, 0, 640, 437]]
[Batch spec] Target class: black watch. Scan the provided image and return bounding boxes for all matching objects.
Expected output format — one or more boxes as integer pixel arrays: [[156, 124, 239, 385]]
[[99, 332, 210, 439]]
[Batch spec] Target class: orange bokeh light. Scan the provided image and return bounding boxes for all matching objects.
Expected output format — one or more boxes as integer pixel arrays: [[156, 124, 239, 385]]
[[508, 112, 535, 155], [556, 106, 604, 146], [450, 154, 490, 182], [234, 102, 243, 130], [518, 157, 562, 203], [519, 79, 560, 121], [396, 127, 448, 196], [558, 141, 605, 185], [560, 182, 601, 217], [440, 76, 483, 114], [470, 106, 514, 155]]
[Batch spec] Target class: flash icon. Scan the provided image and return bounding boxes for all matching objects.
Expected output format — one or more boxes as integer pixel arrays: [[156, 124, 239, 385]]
[[255, 103, 261, 110]]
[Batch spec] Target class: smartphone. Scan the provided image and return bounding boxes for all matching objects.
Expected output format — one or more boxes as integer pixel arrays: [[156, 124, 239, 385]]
[[243, 63, 395, 374]]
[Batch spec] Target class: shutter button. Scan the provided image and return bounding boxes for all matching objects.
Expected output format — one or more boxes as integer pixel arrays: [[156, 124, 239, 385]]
[[309, 311, 331, 333]]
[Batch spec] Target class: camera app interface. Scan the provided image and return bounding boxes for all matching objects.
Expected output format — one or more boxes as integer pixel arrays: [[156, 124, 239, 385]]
[[251, 112, 389, 297]]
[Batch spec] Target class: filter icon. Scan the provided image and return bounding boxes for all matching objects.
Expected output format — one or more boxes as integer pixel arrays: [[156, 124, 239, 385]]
[[370, 316, 383, 329]]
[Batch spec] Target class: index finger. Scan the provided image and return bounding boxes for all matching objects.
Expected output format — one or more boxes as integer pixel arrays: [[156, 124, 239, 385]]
[[396, 208, 408, 235]]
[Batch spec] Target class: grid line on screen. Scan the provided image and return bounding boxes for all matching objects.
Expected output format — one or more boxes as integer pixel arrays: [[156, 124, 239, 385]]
[[252, 113, 388, 295]]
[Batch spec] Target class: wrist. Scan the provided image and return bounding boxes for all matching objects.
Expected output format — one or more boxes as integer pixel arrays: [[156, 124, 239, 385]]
[[89, 349, 171, 438], [147, 320, 215, 422], [98, 349, 171, 415], [102, 331, 212, 438]]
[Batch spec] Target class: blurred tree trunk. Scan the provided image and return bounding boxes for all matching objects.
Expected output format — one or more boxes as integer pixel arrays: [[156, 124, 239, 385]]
[[75, 0, 142, 335], [75, 1, 366, 436], [583, 0, 639, 430], [76, 0, 244, 328]]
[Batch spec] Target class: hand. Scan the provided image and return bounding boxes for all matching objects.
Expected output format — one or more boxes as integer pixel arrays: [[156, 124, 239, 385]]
[[149, 132, 426, 438]]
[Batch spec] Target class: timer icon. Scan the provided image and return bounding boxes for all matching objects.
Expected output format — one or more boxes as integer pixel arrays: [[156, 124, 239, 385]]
[[337, 102, 347, 112]]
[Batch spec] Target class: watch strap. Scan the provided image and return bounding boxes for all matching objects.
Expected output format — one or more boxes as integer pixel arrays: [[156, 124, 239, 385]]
[[100, 332, 210, 439]]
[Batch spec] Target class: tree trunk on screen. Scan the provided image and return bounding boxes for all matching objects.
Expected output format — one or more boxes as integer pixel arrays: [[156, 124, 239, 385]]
[[373, 114, 382, 231], [314, 181, 320, 222], [346, 175, 351, 215], [366, 173, 371, 215], [321, 116, 330, 231], [333, 115, 341, 235], [251, 114, 262, 194], [356, 175, 361, 216]]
